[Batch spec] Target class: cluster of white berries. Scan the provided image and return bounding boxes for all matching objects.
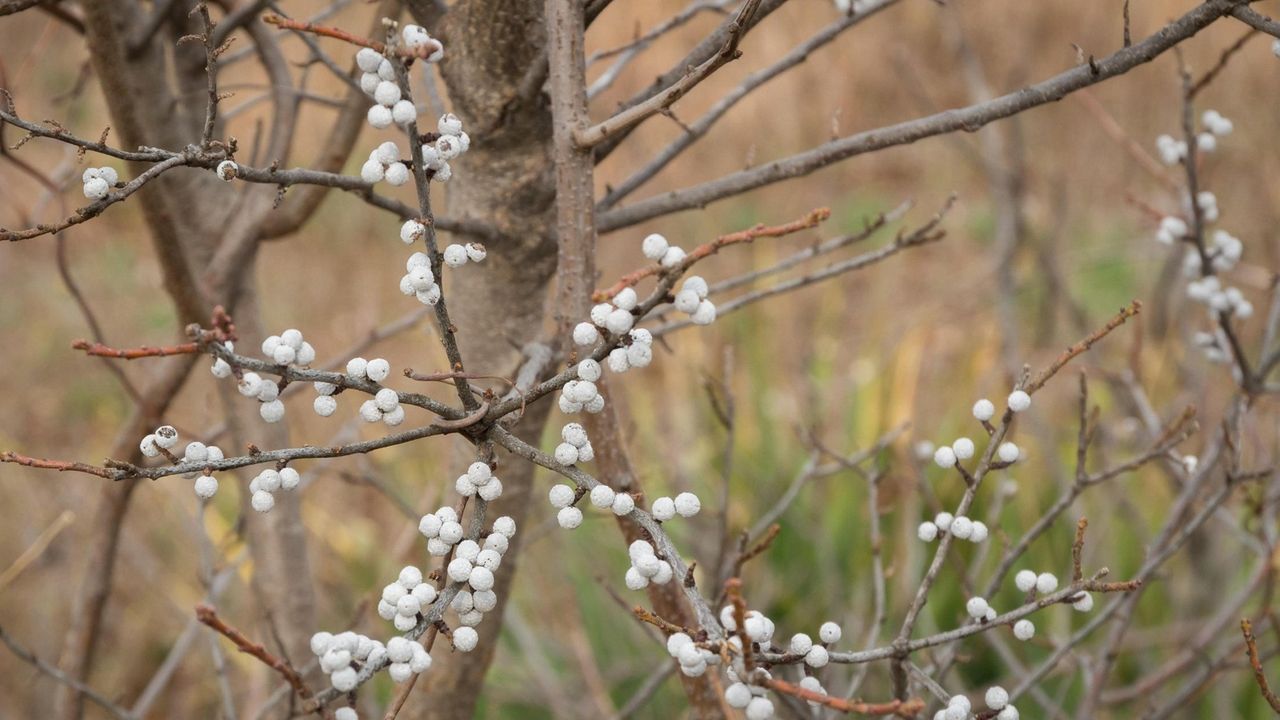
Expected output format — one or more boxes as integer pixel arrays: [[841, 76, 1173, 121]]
[[724, 680, 776, 719], [1014, 569, 1058, 595], [182, 442, 225, 498], [665, 631, 721, 680], [355, 28, 441, 131], [138, 426, 227, 498], [964, 595, 999, 623], [209, 341, 235, 378], [386, 635, 433, 681], [1191, 189, 1220, 223], [984, 686, 1020, 720], [361, 140, 410, 186], [723, 614, 845, 716], [1186, 275, 1253, 319], [673, 275, 716, 326], [263, 329, 317, 367], [81, 166, 118, 200], [1155, 134, 1187, 166], [934, 694, 970, 720], [553, 423, 595, 465], [1200, 109, 1234, 139], [310, 630, 391, 695], [248, 466, 300, 513], [218, 330, 316, 423], [623, 539, 675, 589], [547, 483, 585, 529], [442, 241, 486, 268], [1013, 568, 1092, 612], [931, 689, 1020, 720], [359, 387, 405, 426], [452, 461, 504, 502], [641, 232, 719, 324], [1153, 215, 1186, 246], [420, 502, 514, 562], [575, 290, 637, 343], [607, 327, 654, 376], [422, 113, 470, 183], [1155, 111, 1231, 166], [557, 359, 607, 414], [917, 511, 988, 544], [730, 609, 778, 658], [1148, 115, 1256, 366], [923, 390, 1028, 469], [347, 356, 391, 382], [1193, 328, 1234, 365], [400, 252, 442, 306], [418, 512, 515, 649], [138, 424, 177, 457], [1185, 228, 1244, 272], [651, 491, 701, 521], [930, 437, 974, 469], [377, 565, 437, 631], [640, 232, 687, 269], [215, 159, 238, 181]]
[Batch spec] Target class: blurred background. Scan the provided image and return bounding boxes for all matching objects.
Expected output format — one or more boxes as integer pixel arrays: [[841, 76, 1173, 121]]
[[1, 0, 1278, 717]]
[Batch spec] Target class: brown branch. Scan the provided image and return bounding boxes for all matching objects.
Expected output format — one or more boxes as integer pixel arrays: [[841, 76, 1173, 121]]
[[730, 523, 780, 580], [196, 603, 312, 699], [0, 0, 42, 16], [0, 155, 188, 242], [1230, 6, 1280, 40], [592, 207, 831, 302], [1025, 300, 1141, 394], [633, 606, 691, 636], [0, 452, 117, 479], [573, 0, 763, 149], [1188, 27, 1258, 97], [1242, 618, 1280, 713], [71, 339, 201, 359], [761, 677, 925, 717]]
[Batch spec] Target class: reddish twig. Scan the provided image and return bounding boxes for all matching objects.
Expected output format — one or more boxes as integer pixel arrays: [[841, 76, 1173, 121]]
[[261, 13, 441, 60], [71, 339, 200, 359], [429, 400, 491, 431], [196, 603, 312, 699], [1241, 618, 1280, 713], [762, 677, 926, 717], [0, 452, 116, 479], [592, 207, 831, 302], [1026, 300, 1142, 393], [725, 578, 754, 675]]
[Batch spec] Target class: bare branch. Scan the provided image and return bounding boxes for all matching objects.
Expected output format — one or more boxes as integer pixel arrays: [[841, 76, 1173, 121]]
[[596, 0, 1244, 232], [573, 0, 762, 149]]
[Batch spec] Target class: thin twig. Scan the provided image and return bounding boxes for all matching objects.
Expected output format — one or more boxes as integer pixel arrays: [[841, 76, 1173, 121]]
[[0, 625, 135, 720], [574, 0, 763, 149], [1241, 618, 1280, 712]]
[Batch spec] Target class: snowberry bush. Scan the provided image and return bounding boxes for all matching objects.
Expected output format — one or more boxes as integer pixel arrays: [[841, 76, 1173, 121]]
[[1, 1, 1278, 718]]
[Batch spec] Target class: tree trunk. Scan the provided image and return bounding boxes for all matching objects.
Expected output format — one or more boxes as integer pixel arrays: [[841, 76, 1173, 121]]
[[403, 1, 560, 717]]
